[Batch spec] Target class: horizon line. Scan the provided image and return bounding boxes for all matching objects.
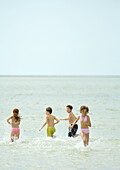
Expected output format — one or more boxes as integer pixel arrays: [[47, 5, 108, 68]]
[[0, 75, 120, 77]]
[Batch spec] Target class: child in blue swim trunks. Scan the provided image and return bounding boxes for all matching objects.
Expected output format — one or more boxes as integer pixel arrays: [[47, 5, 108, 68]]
[[60, 105, 78, 137], [39, 107, 60, 137]]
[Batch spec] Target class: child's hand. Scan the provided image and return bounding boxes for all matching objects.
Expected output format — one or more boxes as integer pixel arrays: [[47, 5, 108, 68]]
[[39, 128, 41, 131], [69, 126, 73, 130]]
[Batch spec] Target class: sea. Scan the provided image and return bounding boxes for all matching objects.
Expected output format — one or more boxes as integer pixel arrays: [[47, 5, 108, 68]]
[[0, 76, 120, 169]]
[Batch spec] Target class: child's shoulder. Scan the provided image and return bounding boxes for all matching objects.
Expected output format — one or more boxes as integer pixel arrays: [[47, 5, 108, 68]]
[[87, 115, 90, 118], [69, 112, 73, 116], [52, 115, 57, 119], [71, 112, 75, 116]]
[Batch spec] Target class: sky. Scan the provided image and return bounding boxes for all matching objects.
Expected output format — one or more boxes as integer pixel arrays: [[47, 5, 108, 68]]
[[0, 0, 120, 75]]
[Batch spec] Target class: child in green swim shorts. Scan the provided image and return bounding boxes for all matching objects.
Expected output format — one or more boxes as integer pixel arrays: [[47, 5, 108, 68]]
[[39, 107, 60, 137]]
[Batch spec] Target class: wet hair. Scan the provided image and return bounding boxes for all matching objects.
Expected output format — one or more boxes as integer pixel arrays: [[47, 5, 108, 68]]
[[46, 107, 52, 114], [66, 105, 73, 110], [80, 105, 89, 113], [13, 108, 20, 121]]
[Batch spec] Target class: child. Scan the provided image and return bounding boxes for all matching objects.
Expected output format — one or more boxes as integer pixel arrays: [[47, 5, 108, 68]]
[[70, 105, 91, 146], [7, 108, 20, 142], [39, 107, 60, 137], [60, 105, 78, 137]]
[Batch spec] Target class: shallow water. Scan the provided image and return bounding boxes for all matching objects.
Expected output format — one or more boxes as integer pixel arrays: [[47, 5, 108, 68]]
[[0, 76, 120, 169]]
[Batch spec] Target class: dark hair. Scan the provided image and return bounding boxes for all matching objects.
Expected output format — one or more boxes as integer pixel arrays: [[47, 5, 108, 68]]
[[46, 107, 52, 114], [13, 108, 20, 121], [80, 105, 89, 113], [66, 105, 73, 110]]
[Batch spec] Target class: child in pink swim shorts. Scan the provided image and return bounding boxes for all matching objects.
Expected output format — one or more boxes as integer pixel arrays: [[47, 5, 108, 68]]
[[70, 105, 91, 146], [7, 108, 21, 142]]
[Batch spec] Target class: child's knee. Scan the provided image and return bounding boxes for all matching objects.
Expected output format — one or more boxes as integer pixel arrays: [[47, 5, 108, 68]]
[[83, 138, 86, 143]]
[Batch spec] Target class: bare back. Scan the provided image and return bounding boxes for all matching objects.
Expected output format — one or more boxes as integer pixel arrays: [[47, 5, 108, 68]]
[[46, 114, 56, 127], [69, 112, 76, 124], [11, 116, 20, 128]]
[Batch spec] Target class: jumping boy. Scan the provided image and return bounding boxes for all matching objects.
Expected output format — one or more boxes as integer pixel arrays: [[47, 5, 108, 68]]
[[39, 107, 60, 137], [60, 105, 78, 137]]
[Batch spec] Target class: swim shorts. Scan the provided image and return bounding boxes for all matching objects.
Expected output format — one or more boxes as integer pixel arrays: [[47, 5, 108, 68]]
[[47, 127, 56, 137], [68, 124, 78, 137]]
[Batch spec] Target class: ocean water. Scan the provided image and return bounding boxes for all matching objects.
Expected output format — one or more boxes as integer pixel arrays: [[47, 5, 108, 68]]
[[0, 76, 120, 170]]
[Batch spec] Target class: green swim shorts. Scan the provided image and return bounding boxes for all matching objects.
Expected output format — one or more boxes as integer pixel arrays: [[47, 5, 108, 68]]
[[47, 126, 56, 137]]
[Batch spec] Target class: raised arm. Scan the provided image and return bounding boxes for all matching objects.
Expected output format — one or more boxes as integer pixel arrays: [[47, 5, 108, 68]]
[[70, 116, 80, 130], [54, 116, 60, 125], [7, 116, 12, 124], [39, 116, 48, 131]]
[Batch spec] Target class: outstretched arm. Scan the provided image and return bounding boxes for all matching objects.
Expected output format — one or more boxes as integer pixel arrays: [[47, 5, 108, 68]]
[[7, 116, 12, 124], [39, 117, 48, 131], [70, 116, 80, 130], [60, 117, 69, 121], [54, 116, 60, 125]]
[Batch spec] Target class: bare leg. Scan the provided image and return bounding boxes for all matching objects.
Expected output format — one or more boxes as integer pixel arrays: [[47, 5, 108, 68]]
[[11, 132, 14, 142], [16, 133, 20, 140], [86, 133, 89, 145], [73, 134, 79, 138], [80, 132, 87, 147]]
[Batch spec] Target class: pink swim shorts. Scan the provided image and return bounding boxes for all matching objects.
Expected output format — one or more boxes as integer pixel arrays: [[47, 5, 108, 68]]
[[11, 128, 20, 134], [80, 128, 89, 134]]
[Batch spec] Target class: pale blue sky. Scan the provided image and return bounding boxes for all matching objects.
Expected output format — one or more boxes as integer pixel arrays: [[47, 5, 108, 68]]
[[0, 0, 120, 75]]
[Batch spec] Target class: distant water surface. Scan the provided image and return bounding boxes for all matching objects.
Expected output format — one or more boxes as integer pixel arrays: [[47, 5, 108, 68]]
[[0, 76, 120, 169]]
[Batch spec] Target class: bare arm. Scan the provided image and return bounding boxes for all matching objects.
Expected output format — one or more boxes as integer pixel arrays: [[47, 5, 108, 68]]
[[54, 116, 60, 125], [87, 116, 91, 127], [39, 117, 48, 131], [70, 116, 80, 130], [60, 117, 69, 121], [7, 116, 12, 124]]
